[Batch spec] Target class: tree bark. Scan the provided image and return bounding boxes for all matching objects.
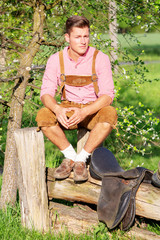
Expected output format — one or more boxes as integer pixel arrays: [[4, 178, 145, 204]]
[[108, 0, 118, 74], [49, 202, 160, 239], [127, 227, 160, 240], [0, 2, 46, 208], [49, 202, 99, 235], [14, 128, 49, 232]]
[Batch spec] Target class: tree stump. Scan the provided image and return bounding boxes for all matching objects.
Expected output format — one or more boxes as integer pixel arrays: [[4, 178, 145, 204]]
[[77, 128, 89, 153], [14, 127, 49, 232]]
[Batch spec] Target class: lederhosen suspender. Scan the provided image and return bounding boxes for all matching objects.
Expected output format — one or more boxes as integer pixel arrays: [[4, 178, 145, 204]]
[[58, 49, 99, 99]]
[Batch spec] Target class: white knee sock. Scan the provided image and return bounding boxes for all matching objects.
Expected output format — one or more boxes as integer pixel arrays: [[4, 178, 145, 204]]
[[74, 148, 91, 163], [61, 144, 77, 161]]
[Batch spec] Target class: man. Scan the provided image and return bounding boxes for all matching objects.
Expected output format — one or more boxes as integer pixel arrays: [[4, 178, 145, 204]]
[[36, 15, 117, 182]]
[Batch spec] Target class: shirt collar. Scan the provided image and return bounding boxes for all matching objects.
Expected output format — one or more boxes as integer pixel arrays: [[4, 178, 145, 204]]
[[64, 46, 90, 63]]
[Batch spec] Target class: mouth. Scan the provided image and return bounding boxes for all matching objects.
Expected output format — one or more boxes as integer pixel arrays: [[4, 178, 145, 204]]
[[80, 46, 86, 49]]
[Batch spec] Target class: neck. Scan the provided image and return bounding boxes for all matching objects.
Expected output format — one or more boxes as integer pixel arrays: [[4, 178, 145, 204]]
[[68, 48, 79, 62]]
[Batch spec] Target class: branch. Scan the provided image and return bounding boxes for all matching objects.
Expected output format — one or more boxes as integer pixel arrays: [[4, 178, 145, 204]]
[[0, 27, 28, 33], [0, 46, 23, 57], [0, 75, 22, 82], [45, 0, 62, 10], [27, 83, 41, 90], [31, 65, 45, 70], [40, 39, 65, 47], [24, 98, 41, 108], [0, 99, 10, 108], [0, 33, 26, 49], [21, 1, 33, 7]]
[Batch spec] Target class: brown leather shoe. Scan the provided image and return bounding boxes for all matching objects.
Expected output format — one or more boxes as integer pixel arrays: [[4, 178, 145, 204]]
[[54, 159, 74, 179], [73, 162, 88, 182]]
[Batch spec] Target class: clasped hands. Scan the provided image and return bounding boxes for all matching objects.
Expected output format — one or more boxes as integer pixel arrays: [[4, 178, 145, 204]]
[[55, 106, 87, 129]]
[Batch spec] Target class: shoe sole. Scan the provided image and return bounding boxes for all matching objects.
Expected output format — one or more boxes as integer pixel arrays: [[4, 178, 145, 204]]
[[54, 171, 71, 180], [73, 176, 88, 182]]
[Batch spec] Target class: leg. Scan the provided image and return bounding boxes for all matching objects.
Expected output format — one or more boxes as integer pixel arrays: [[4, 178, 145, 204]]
[[36, 107, 86, 181], [73, 122, 112, 182], [73, 106, 116, 182], [42, 125, 77, 179], [81, 105, 117, 153], [84, 122, 112, 153], [41, 125, 70, 150]]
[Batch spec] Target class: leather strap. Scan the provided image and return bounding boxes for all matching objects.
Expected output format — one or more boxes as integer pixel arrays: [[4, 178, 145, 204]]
[[92, 49, 99, 75], [91, 49, 99, 95], [59, 50, 65, 75], [58, 50, 66, 97]]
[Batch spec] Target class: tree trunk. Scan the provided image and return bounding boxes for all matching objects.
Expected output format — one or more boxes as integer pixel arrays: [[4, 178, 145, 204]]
[[0, 37, 6, 70], [0, 3, 45, 208], [108, 0, 118, 74]]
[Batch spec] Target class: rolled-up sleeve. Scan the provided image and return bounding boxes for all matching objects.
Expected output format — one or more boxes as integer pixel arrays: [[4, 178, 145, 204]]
[[40, 53, 59, 99], [96, 52, 115, 101]]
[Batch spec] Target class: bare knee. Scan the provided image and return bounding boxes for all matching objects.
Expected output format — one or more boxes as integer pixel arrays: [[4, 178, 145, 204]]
[[96, 122, 112, 129], [92, 122, 112, 136], [41, 126, 57, 134], [41, 126, 49, 133]]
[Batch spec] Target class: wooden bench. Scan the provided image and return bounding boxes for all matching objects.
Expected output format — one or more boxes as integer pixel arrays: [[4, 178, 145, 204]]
[[14, 127, 160, 236]]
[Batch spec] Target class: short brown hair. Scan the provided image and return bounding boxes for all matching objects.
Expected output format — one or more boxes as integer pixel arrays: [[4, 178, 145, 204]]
[[65, 15, 90, 34]]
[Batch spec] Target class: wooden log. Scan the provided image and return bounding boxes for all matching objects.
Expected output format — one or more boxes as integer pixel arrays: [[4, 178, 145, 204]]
[[49, 202, 99, 234], [14, 127, 49, 232], [127, 226, 160, 240], [47, 168, 160, 221], [49, 202, 160, 239]]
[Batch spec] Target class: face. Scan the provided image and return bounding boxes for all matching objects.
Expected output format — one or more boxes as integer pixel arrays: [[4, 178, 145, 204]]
[[65, 26, 90, 61]]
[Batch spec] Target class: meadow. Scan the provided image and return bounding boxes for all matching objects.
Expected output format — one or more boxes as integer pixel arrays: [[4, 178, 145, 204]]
[[0, 32, 160, 239]]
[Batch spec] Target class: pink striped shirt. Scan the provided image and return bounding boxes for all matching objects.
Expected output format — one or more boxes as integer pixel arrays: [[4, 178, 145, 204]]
[[40, 46, 115, 104]]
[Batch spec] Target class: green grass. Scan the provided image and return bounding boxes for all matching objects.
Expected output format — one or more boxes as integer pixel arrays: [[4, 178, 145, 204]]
[[118, 33, 160, 47], [117, 63, 160, 115], [116, 149, 160, 172], [103, 33, 160, 61], [0, 201, 159, 239]]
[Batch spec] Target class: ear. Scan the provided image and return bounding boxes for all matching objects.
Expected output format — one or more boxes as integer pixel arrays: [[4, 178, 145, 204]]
[[65, 33, 70, 43]]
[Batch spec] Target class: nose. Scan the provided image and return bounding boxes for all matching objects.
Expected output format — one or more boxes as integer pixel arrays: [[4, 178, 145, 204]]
[[80, 37, 86, 44]]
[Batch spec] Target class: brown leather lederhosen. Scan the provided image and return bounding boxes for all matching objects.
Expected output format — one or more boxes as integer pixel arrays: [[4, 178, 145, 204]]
[[58, 49, 99, 99]]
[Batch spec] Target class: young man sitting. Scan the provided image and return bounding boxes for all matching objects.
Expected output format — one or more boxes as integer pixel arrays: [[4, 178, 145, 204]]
[[36, 15, 117, 182]]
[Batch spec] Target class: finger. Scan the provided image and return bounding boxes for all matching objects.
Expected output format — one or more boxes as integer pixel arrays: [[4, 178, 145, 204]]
[[68, 116, 80, 126], [58, 116, 69, 129], [59, 120, 69, 129], [68, 113, 77, 122]]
